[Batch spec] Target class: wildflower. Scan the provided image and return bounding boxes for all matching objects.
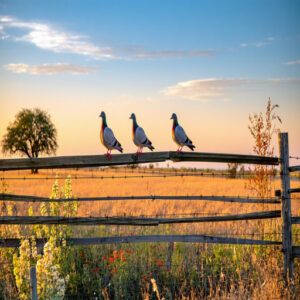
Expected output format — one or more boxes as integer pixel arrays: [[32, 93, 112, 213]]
[[113, 250, 119, 259], [109, 257, 115, 264], [92, 267, 100, 273], [119, 250, 126, 262], [156, 259, 164, 267]]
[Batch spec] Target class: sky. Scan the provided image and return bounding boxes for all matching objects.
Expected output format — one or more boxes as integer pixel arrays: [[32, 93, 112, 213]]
[[0, 0, 299, 167]]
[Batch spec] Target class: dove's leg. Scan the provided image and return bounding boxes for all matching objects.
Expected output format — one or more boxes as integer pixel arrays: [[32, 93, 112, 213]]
[[136, 147, 143, 155], [106, 150, 112, 160]]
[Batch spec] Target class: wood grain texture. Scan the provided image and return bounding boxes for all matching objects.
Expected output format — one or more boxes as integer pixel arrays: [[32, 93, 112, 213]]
[[0, 151, 279, 171], [292, 246, 300, 258], [0, 234, 282, 248], [0, 211, 281, 225], [0, 193, 281, 204], [30, 266, 38, 300], [288, 188, 300, 194], [291, 217, 300, 224], [279, 132, 293, 280], [289, 165, 300, 172]]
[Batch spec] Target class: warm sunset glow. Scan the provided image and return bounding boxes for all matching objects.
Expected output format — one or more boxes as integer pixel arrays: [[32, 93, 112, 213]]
[[0, 1, 299, 164]]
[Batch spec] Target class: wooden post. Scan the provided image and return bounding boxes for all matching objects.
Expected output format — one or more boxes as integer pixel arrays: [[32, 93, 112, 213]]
[[30, 266, 38, 300], [279, 132, 293, 281], [166, 242, 174, 271]]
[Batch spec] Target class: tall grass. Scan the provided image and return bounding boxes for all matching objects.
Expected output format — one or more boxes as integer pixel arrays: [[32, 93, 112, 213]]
[[0, 168, 299, 299]]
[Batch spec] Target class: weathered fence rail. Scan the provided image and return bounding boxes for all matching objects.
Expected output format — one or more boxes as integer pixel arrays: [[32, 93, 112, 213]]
[[291, 217, 300, 224], [289, 188, 300, 194], [0, 211, 281, 225], [293, 246, 300, 258], [0, 151, 279, 171], [289, 165, 300, 172], [0, 235, 282, 249], [0, 193, 281, 204]]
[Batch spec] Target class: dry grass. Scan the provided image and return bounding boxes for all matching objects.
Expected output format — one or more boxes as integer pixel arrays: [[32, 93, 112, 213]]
[[1, 167, 300, 299], [2, 167, 299, 237]]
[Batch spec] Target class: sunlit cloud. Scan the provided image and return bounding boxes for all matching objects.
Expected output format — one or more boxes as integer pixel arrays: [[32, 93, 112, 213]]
[[162, 78, 300, 101], [0, 15, 214, 60], [285, 59, 300, 65], [0, 15, 114, 59], [5, 63, 96, 75]]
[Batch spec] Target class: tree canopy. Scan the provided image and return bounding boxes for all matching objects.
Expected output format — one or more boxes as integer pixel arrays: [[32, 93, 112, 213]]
[[2, 108, 58, 159]]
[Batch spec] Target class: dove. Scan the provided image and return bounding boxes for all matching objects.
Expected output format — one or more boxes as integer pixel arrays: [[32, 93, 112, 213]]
[[171, 113, 195, 152], [99, 111, 123, 159], [129, 113, 154, 154]]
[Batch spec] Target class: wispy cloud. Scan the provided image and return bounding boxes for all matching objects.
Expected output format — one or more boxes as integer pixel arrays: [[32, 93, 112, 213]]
[[162, 78, 300, 101], [5, 63, 96, 75], [0, 16, 114, 59], [240, 37, 275, 48], [0, 15, 214, 60], [119, 46, 214, 59], [0, 24, 9, 40], [285, 59, 300, 65]]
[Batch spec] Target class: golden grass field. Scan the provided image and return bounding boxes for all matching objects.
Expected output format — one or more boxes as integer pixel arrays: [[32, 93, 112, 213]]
[[1, 167, 300, 299], [2, 167, 299, 237]]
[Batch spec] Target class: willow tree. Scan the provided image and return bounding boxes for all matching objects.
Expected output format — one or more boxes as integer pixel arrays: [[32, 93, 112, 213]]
[[2, 108, 58, 173]]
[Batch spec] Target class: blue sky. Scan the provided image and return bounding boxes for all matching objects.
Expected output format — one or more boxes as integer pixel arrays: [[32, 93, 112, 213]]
[[0, 0, 299, 165]]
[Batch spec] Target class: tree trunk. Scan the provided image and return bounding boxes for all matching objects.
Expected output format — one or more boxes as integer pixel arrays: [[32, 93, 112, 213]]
[[29, 152, 39, 174]]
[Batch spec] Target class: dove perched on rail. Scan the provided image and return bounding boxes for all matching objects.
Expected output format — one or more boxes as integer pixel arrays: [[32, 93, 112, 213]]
[[130, 113, 154, 154], [171, 113, 195, 152], [99, 111, 123, 159]]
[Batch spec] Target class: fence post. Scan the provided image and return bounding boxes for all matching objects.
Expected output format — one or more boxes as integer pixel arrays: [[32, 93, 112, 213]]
[[166, 242, 174, 271], [278, 132, 293, 281], [30, 266, 38, 300]]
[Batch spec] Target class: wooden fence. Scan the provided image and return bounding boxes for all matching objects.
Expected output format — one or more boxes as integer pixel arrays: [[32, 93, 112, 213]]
[[0, 132, 299, 289]]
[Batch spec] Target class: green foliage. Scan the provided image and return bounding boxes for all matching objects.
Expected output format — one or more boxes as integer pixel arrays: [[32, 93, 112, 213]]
[[1, 108, 57, 162], [36, 237, 69, 299], [13, 238, 38, 300], [10, 177, 77, 299]]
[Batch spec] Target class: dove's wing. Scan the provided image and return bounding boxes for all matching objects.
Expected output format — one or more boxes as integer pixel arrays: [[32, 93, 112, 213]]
[[104, 127, 117, 148], [175, 125, 189, 144], [135, 126, 148, 145]]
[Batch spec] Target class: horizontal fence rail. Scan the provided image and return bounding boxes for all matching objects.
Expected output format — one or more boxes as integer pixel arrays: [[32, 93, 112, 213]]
[[0, 151, 279, 171], [293, 246, 300, 258], [0, 211, 281, 226], [289, 188, 300, 194], [0, 234, 282, 249], [0, 193, 281, 204], [291, 217, 300, 224], [289, 165, 300, 173]]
